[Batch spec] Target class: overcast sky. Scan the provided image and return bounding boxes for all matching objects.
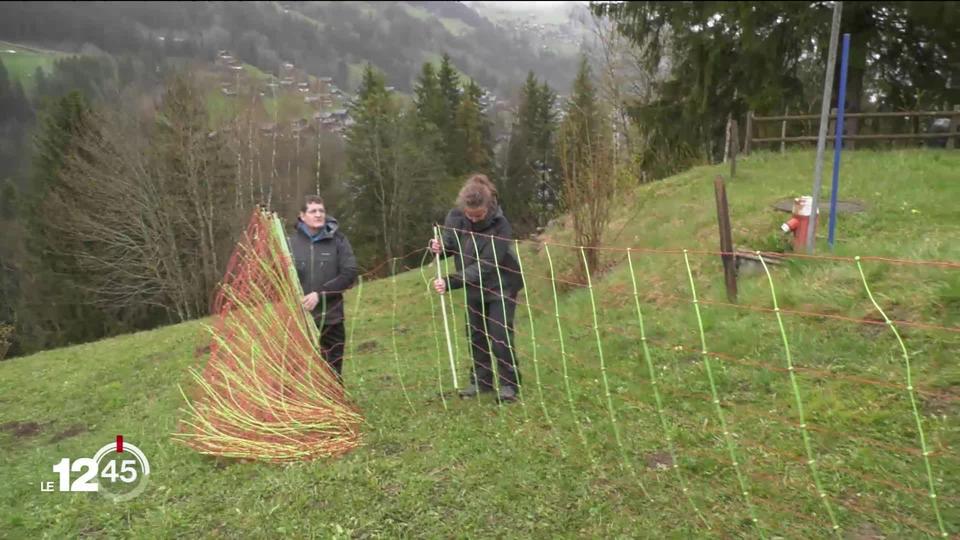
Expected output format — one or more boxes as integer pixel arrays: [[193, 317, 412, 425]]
[[465, 1, 587, 13]]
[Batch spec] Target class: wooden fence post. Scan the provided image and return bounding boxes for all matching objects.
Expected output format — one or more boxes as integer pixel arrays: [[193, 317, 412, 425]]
[[714, 176, 738, 303], [744, 111, 753, 155], [780, 106, 789, 154], [829, 107, 838, 149], [730, 119, 739, 179], [847, 107, 857, 150], [751, 110, 956, 147], [948, 105, 959, 150], [723, 114, 732, 163], [911, 113, 920, 149]]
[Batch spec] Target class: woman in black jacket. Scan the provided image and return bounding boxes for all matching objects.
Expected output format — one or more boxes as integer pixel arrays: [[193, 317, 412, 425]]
[[430, 174, 523, 402]]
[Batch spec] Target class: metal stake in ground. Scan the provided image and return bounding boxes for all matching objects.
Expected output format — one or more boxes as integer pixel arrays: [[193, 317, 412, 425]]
[[806, 1, 843, 254], [714, 176, 737, 303], [828, 33, 852, 251]]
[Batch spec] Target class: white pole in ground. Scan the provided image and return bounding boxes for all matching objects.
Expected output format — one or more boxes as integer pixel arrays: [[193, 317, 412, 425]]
[[434, 226, 459, 390], [806, 1, 843, 254]]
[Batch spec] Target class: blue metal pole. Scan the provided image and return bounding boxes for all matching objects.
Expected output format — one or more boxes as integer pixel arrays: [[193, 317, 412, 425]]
[[828, 33, 851, 250]]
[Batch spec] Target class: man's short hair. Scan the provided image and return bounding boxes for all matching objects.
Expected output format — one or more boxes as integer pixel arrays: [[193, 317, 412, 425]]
[[301, 195, 325, 212]]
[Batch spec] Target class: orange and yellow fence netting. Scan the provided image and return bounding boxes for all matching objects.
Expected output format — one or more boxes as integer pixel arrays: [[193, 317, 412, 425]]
[[174, 208, 362, 462]]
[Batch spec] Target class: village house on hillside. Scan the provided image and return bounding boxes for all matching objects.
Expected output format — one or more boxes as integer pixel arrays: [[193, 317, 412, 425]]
[[207, 51, 354, 133], [215, 50, 243, 73]]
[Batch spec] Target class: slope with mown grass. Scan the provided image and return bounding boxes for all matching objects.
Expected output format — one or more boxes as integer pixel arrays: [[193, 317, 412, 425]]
[[1, 149, 957, 537], [0, 40, 69, 95]]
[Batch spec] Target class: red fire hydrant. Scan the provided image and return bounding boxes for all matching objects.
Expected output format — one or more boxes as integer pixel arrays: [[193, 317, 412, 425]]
[[780, 196, 817, 251]]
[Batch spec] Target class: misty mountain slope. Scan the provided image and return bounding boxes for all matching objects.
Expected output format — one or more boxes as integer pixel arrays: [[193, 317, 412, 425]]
[[0, 1, 581, 94]]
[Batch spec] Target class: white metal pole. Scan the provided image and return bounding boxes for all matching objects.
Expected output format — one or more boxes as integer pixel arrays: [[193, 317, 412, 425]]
[[434, 226, 459, 389]]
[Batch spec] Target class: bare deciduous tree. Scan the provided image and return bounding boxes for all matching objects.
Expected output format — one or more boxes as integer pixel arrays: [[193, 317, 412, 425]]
[[557, 108, 618, 279], [45, 75, 239, 322], [587, 11, 680, 182]]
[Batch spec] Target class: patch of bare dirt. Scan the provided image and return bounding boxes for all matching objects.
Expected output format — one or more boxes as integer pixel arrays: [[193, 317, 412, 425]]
[[856, 305, 914, 338], [922, 385, 960, 417], [846, 523, 885, 540], [357, 340, 379, 353], [1, 420, 42, 438], [645, 450, 674, 471], [50, 424, 87, 443]]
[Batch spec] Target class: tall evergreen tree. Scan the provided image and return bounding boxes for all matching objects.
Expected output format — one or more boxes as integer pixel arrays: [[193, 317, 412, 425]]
[[437, 53, 462, 131], [502, 71, 558, 236], [33, 66, 48, 98], [0, 58, 9, 119], [534, 81, 558, 164], [10, 80, 31, 122], [0, 58, 34, 182], [414, 62, 445, 130], [337, 59, 349, 89], [345, 64, 445, 268], [414, 57, 495, 208], [453, 80, 493, 175], [355, 63, 387, 103], [153, 72, 236, 318], [563, 56, 599, 170], [24, 91, 91, 227], [0, 177, 21, 358], [558, 56, 616, 276], [16, 91, 105, 353], [592, 1, 960, 176], [436, 53, 462, 175], [30, 74, 235, 329], [0, 58, 30, 121]]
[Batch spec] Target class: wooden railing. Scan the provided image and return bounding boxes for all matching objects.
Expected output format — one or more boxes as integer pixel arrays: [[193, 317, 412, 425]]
[[743, 107, 960, 154]]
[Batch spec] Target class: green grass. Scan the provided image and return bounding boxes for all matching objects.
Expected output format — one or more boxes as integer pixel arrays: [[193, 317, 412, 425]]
[[472, 3, 573, 26], [0, 40, 67, 94], [438, 17, 473, 36], [262, 92, 313, 123], [400, 4, 433, 22], [347, 63, 366, 93], [2, 149, 959, 537], [202, 63, 328, 127], [205, 88, 238, 127], [242, 64, 271, 82], [420, 52, 475, 87], [399, 5, 473, 36]]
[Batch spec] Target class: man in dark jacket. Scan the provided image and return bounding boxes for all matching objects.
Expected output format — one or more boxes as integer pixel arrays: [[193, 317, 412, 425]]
[[289, 195, 358, 382], [431, 174, 523, 402]]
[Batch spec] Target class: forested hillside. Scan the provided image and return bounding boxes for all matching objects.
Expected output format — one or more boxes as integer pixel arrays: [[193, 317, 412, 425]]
[[0, 1, 582, 94]]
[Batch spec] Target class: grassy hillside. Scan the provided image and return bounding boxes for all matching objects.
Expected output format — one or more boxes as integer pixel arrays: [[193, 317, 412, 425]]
[[1, 149, 958, 537], [2, 2, 581, 99], [196, 60, 349, 128], [0, 37, 314, 134], [0, 40, 65, 94]]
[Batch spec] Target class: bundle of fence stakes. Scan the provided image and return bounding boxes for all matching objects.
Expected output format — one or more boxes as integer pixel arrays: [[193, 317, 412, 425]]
[[173, 208, 362, 462]]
